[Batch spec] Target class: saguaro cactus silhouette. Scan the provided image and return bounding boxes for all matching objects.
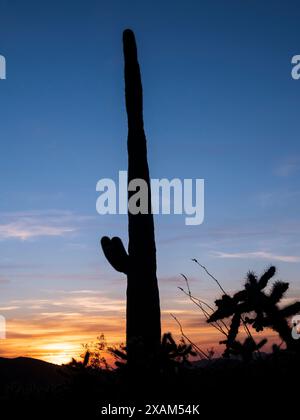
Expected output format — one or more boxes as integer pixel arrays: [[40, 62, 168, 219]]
[[101, 29, 161, 366]]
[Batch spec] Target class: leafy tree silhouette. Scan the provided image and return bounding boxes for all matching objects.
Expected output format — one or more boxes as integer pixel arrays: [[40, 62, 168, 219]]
[[208, 266, 300, 355], [101, 30, 161, 369]]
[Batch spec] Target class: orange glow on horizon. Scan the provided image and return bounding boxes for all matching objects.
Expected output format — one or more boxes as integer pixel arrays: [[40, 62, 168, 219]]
[[0, 288, 285, 365], [0, 313, 282, 365]]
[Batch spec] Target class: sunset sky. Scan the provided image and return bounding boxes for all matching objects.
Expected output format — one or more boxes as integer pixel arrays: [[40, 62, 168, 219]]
[[0, 0, 300, 364]]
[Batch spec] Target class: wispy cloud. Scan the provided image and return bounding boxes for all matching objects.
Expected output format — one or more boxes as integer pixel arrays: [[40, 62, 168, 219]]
[[275, 157, 300, 177], [0, 305, 19, 311], [7, 291, 126, 315], [0, 222, 74, 240], [257, 190, 300, 208], [0, 210, 92, 240], [213, 250, 300, 263]]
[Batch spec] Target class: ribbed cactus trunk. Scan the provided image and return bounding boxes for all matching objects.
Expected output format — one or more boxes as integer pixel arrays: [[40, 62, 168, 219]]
[[101, 29, 161, 368]]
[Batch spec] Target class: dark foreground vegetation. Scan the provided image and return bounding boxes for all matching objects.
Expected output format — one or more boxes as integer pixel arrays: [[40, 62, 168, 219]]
[[0, 346, 299, 417]]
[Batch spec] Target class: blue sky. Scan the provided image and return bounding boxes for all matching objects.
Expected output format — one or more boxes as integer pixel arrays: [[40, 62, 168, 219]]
[[0, 0, 300, 362]]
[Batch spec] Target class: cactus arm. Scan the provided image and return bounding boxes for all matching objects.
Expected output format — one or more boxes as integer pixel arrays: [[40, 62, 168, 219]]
[[101, 236, 129, 274]]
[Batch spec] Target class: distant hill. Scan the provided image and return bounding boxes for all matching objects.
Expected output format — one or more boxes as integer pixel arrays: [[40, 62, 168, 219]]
[[0, 357, 65, 386]]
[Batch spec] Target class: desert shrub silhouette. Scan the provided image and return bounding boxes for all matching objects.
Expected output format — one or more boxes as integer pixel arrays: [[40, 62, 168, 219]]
[[208, 266, 300, 355], [107, 332, 197, 371], [101, 29, 161, 369]]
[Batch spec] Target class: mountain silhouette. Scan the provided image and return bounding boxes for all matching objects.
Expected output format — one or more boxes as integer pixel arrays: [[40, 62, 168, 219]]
[[0, 357, 64, 386]]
